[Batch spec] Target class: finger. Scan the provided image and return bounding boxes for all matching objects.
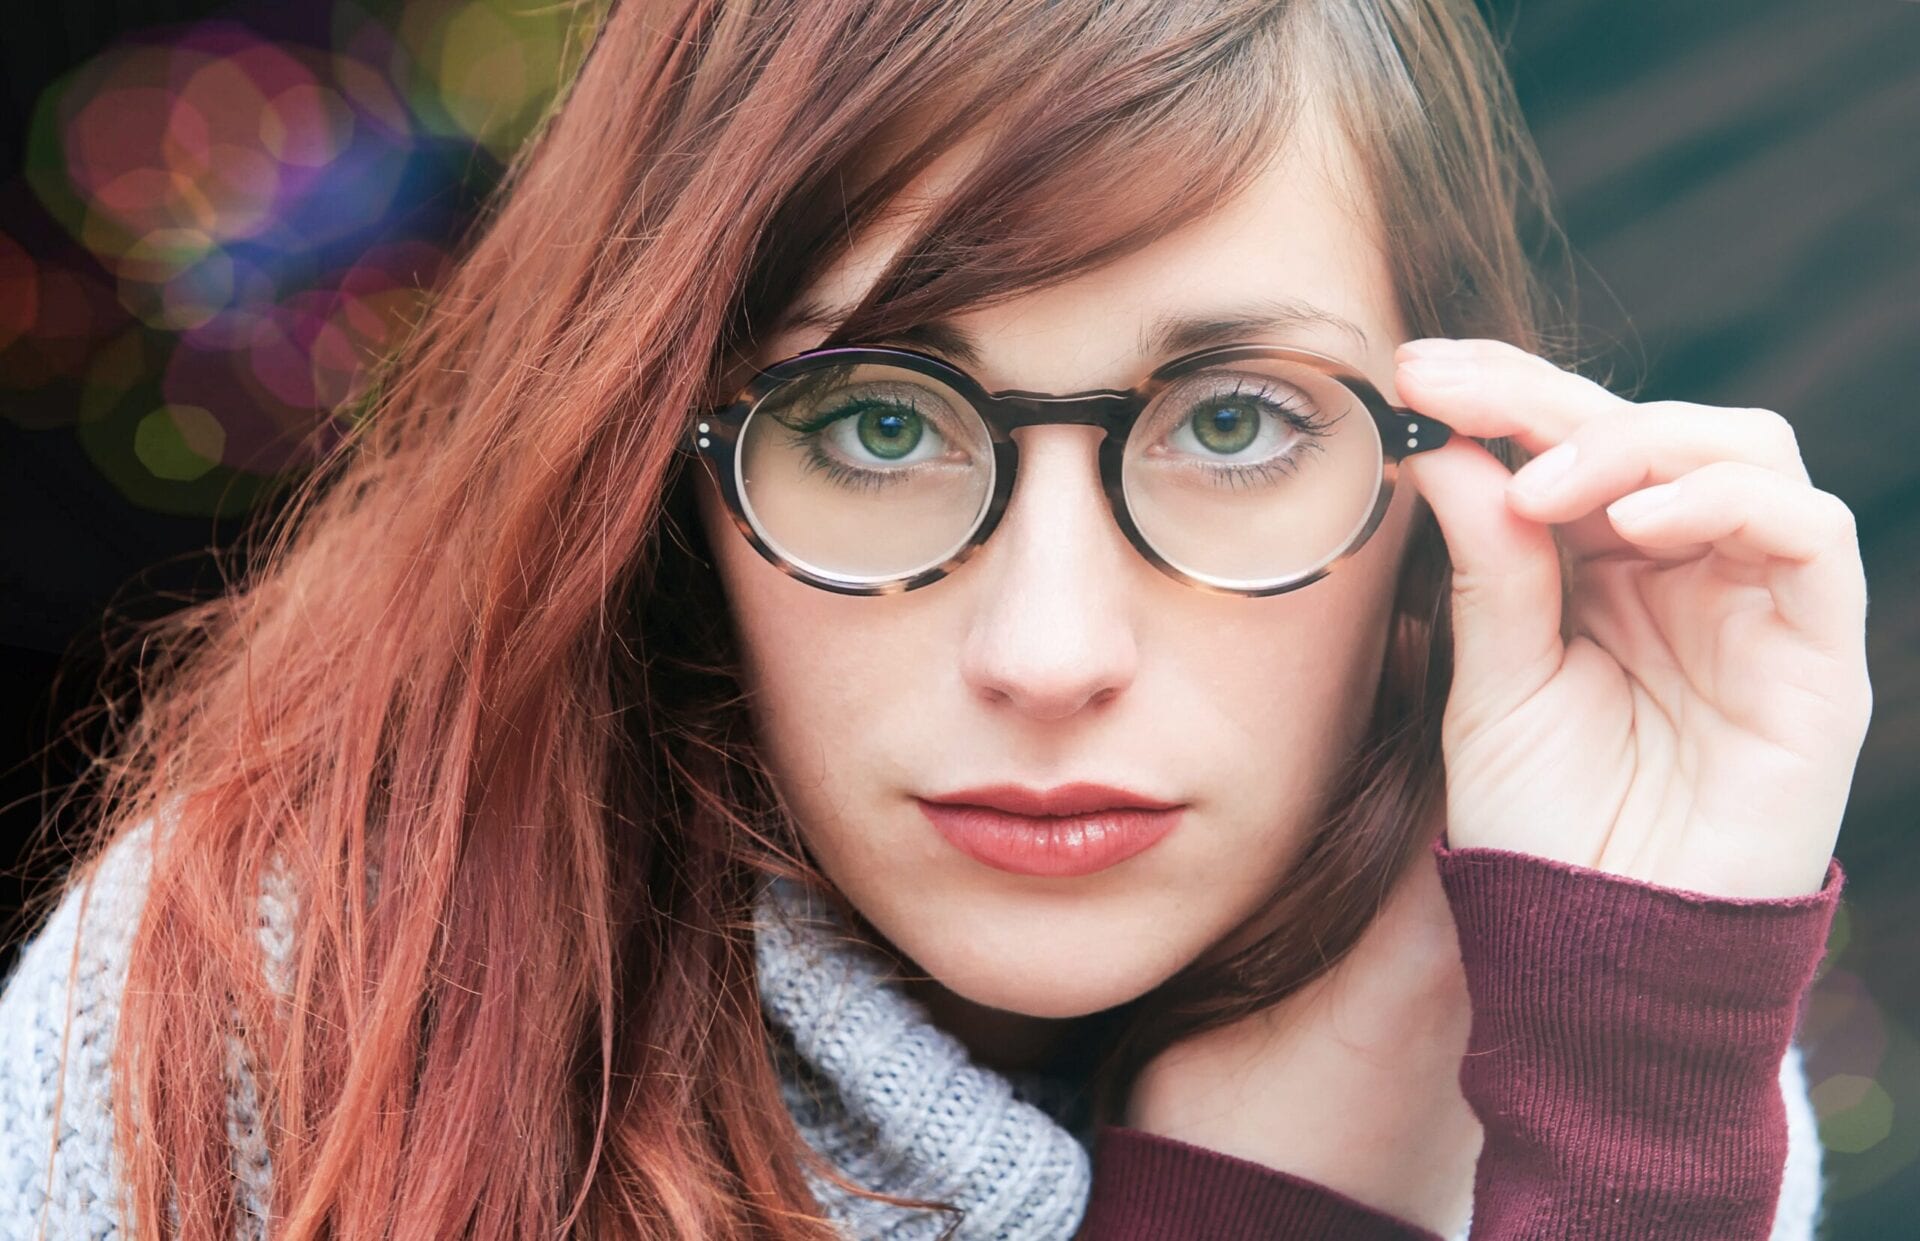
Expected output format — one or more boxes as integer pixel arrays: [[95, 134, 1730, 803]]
[[1401, 432, 1565, 720], [1603, 461, 1868, 638], [1393, 337, 1625, 457], [1506, 403, 1812, 525]]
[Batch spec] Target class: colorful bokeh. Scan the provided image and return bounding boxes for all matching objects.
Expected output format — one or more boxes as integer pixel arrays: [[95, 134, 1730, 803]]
[[0, 0, 602, 514], [1805, 899, 1920, 1203]]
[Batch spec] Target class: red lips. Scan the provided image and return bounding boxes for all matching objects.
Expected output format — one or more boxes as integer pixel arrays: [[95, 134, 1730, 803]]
[[920, 781, 1183, 817], [915, 782, 1187, 878]]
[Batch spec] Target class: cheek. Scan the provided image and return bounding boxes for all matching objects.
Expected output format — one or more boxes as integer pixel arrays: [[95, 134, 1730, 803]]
[[696, 474, 920, 847], [1179, 491, 1412, 902], [1211, 497, 1409, 763], [1192, 604, 1390, 859]]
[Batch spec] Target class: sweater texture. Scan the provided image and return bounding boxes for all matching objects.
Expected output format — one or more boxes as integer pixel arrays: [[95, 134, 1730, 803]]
[[0, 812, 1833, 1239]]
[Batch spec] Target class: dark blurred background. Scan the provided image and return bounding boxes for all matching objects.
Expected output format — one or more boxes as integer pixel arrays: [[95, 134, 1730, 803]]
[[1, 1, 1915, 1234]]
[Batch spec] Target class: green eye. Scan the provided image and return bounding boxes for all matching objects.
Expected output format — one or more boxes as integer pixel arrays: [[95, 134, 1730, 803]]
[[855, 404, 924, 459], [1188, 398, 1263, 455]]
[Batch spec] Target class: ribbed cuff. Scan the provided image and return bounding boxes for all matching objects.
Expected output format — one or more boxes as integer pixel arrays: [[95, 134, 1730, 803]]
[[1431, 837, 1845, 1239], [1080, 1124, 1443, 1240]]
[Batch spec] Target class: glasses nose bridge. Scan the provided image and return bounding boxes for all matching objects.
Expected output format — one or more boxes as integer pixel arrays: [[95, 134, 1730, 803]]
[[986, 388, 1140, 436]]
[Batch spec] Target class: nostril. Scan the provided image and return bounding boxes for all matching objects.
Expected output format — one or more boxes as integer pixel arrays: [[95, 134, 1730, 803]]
[[956, 533, 1141, 721]]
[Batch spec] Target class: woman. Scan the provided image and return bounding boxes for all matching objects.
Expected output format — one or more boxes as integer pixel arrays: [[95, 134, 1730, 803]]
[[0, 0, 1868, 1238]]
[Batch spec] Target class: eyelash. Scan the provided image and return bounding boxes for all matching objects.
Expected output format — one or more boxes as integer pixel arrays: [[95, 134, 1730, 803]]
[[783, 386, 970, 492], [801, 448, 901, 491], [1150, 376, 1335, 490], [798, 422, 946, 492], [776, 372, 1339, 492]]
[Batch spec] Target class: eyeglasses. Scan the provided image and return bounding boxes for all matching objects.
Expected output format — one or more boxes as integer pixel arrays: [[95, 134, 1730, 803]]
[[682, 342, 1454, 597]]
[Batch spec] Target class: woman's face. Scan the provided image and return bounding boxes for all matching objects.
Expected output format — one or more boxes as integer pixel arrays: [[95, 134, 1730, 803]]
[[697, 110, 1418, 1030]]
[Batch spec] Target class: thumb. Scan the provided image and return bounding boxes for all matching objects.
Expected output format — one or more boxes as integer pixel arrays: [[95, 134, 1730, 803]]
[[1402, 436, 1565, 721]]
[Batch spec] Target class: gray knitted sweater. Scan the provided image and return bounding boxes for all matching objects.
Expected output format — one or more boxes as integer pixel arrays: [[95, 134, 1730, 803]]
[[0, 814, 1826, 1239]]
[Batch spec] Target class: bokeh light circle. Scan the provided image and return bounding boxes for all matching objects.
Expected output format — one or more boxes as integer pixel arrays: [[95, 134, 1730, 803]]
[[134, 402, 226, 480]]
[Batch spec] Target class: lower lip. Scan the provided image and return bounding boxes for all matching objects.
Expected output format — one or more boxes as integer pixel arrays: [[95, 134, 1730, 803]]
[[915, 799, 1184, 877]]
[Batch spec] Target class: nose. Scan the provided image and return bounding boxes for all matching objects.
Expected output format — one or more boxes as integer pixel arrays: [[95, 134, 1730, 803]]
[[957, 426, 1141, 720]]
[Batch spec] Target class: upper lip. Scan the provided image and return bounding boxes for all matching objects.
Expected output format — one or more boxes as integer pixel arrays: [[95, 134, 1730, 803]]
[[919, 782, 1184, 817]]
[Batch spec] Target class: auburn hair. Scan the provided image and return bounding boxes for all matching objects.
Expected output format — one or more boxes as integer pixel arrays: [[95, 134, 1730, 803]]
[[19, 0, 1575, 1236]]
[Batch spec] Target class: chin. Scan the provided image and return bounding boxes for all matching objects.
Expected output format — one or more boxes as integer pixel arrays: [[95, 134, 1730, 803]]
[[915, 936, 1177, 1020], [979, 981, 1142, 1021]]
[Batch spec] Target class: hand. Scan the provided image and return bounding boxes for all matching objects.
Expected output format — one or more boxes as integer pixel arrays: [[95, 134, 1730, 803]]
[[1395, 337, 1871, 900], [1124, 821, 1483, 1239]]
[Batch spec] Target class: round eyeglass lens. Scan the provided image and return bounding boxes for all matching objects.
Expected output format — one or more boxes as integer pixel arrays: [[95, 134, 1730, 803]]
[[1121, 356, 1384, 587], [736, 361, 995, 581]]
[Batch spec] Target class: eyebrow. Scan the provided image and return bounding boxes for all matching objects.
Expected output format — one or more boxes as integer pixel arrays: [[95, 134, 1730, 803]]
[[774, 295, 1372, 370]]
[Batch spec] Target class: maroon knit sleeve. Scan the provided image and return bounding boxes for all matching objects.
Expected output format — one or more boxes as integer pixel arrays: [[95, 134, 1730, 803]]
[[1076, 841, 1842, 1240], [1431, 835, 1843, 1239], [1080, 1123, 1443, 1240]]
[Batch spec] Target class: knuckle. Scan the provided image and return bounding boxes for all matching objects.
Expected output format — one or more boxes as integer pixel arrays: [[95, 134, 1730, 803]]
[[1813, 489, 1859, 541], [1554, 362, 1630, 410], [1571, 371, 1623, 407], [1745, 406, 1801, 457], [1570, 405, 1643, 458], [1471, 338, 1550, 370], [1690, 458, 1757, 492], [1613, 403, 1668, 436]]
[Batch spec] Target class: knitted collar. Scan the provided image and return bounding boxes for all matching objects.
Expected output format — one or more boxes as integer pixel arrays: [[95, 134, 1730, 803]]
[[36, 813, 1837, 1241], [19, 819, 1095, 1240], [753, 875, 1096, 1238]]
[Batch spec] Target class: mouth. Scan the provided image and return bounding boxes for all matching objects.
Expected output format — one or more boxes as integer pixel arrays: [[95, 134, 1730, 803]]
[[915, 783, 1186, 878]]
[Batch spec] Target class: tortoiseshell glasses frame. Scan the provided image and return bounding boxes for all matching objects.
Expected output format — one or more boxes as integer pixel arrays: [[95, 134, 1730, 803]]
[[681, 342, 1454, 598]]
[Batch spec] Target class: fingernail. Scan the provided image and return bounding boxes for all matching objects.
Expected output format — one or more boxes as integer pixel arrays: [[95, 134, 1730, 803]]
[[1510, 442, 1579, 497], [1399, 356, 1476, 389], [1607, 483, 1678, 523]]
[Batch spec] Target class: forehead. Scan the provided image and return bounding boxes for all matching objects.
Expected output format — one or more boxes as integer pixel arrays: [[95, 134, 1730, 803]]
[[764, 100, 1407, 389]]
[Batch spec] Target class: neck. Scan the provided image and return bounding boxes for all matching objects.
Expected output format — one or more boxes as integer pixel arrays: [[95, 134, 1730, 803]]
[[840, 894, 1114, 1080], [850, 910, 1094, 1077], [899, 974, 1091, 1077]]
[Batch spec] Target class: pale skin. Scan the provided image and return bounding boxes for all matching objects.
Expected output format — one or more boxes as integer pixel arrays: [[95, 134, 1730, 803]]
[[695, 101, 1873, 1238]]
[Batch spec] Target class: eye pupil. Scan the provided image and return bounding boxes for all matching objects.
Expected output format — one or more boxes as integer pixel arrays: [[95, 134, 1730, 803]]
[[1191, 399, 1260, 454], [857, 406, 922, 459]]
